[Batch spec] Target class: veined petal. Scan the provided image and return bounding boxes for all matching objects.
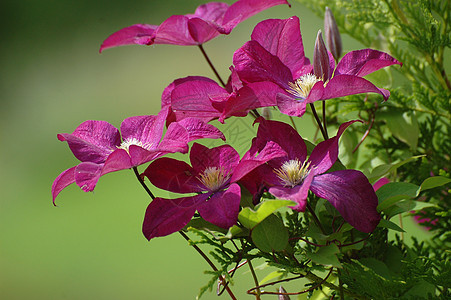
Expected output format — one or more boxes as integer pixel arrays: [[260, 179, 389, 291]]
[[121, 109, 168, 148], [172, 118, 225, 142], [187, 18, 221, 44], [268, 171, 315, 211], [190, 143, 240, 177], [221, 0, 291, 34], [142, 195, 202, 240], [143, 157, 202, 194], [194, 2, 229, 21], [308, 120, 359, 175], [197, 183, 241, 228], [52, 166, 76, 205], [154, 15, 198, 45], [310, 170, 381, 233], [58, 120, 120, 164], [233, 40, 293, 87], [251, 17, 308, 77], [99, 24, 157, 53], [335, 49, 402, 77], [74, 162, 103, 192]]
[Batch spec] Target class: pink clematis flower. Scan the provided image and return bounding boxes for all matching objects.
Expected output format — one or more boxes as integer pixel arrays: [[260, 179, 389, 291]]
[[51, 108, 224, 204], [161, 75, 279, 124], [141, 141, 285, 239], [233, 17, 402, 117], [99, 0, 290, 52], [242, 118, 381, 233]]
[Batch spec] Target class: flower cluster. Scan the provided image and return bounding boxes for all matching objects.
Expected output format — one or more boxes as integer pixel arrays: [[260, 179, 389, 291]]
[[53, 0, 402, 239]]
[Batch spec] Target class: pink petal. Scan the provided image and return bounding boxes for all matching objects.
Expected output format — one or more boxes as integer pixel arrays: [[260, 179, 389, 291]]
[[190, 143, 240, 176], [74, 162, 103, 192], [52, 166, 76, 204], [142, 195, 202, 240], [310, 170, 381, 233], [276, 92, 311, 117], [143, 157, 203, 194], [121, 109, 168, 147], [221, 0, 291, 34], [335, 49, 402, 77], [194, 2, 229, 21], [373, 177, 390, 191], [57, 120, 120, 164], [251, 17, 309, 78], [308, 120, 360, 175], [233, 40, 293, 87], [187, 18, 221, 44], [269, 171, 315, 211], [99, 24, 157, 53], [197, 183, 241, 228], [153, 15, 199, 45], [173, 118, 225, 142]]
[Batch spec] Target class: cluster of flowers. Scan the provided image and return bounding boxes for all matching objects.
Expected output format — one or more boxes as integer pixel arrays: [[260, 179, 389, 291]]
[[52, 0, 401, 241]]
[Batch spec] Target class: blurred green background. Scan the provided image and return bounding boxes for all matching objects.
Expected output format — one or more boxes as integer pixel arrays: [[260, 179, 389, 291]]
[[0, 1, 427, 299]]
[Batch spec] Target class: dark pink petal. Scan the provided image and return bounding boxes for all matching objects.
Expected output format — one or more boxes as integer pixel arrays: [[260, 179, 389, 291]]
[[308, 120, 359, 175], [233, 40, 293, 87], [254, 118, 307, 162], [231, 141, 287, 182], [268, 171, 315, 211], [276, 92, 311, 117], [194, 2, 229, 21], [221, 0, 291, 34], [188, 18, 221, 44], [102, 148, 133, 172], [99, 24, 157, 53], [190, 143, 240, 176], [197, 183, 241, 228], [225, 66, 243, 93], [153, 15, 198, 45], [121, 108, 169, 147], [335, 49, 402, 77], [74, 162, 103, 192], [216, 81, 280, 123], [142, 195, 202, 240], [373, 177, 390, 191], [127, 146, 166, 167], [313, 30, 331, 82], [170, 76, 228, 122], [52, 166, 76, 204], [251, 17, 308, 77], [310, 170, 381, 233], [58, 120, 120, 164], [308, 74, 390, 101], [173, 118, 225, 142], [143, 157, 203, 194]]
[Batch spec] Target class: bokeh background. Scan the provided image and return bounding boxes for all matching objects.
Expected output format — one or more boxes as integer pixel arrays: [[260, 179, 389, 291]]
[[0, 1, 427, 299]]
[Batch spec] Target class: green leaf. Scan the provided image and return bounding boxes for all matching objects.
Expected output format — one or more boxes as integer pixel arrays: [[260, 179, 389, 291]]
[[376, 182, 419, 211], [378, 219, 405, 232], [258, 270, 283, 285], [306, 244, 341, 268], [418, 176, 451, 192], [381, 110, 419, 150], [368, 155, 425, 183], [251, 215, 289, 252], [238, 200, 295, 229]]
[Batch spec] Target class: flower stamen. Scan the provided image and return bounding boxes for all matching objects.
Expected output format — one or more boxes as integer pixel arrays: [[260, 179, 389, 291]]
[[274, 159, 311, 187], [286, 74, 322, 99], [117, 138, 153, 153], [198, 167, 230, 192]]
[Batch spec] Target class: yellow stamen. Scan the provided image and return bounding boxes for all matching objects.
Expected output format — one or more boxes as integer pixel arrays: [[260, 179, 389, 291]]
[[117, 138, 152, 153], [274, 159, 311, 187], [286, 74, 322, 99], [198, 167, 230, 192]]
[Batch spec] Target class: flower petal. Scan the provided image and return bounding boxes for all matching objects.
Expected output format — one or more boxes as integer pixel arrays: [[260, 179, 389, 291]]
[[310, 170, 381, 233], [251, 17, 308, 78], [99, 24, 157, 53], [52, 166, 76, 205], [58, 120, 120, 164], [171, 118, 225, 142], [335, 49, 402, 77], [197, 183, 241, 228], [221, 0, 291, 34], [153, 15, 198, 45], [142, 195, 202, 240], [268, 171, 314, 211], [143, 157, 202, 194], [308, 120, 359, 175], [190, 143, 241, 176]]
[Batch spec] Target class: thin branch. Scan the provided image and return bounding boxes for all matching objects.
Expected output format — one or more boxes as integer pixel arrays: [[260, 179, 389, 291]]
[[198, 44, 226, 87], [310, 103, 328, 140], [132, 167, 155, 200]]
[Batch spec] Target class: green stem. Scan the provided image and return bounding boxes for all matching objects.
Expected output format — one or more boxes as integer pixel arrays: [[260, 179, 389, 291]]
[[309, 103, 328, 140], [322, 101, 329, 139], [307, 202, 327, 235], [198, 44, 226, 87], [133, 167, 155, 200], [247, 259, 261, 300]]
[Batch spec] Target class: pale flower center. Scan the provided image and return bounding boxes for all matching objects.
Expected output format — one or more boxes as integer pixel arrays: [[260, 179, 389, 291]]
[[274, 159, 311, 187], [117, 138, 153, 153], [198, 167, 230, 192], [286, 74, 322, 99]]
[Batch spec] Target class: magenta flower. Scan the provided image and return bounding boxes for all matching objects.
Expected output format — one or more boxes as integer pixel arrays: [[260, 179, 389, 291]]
[[99, 0, 290, 52], [243, 118, 381, 233], [233, 17, 402, 117], [141, 141, 285, 239], [161, 75, 279, 124], [51, 108, 224, 203]]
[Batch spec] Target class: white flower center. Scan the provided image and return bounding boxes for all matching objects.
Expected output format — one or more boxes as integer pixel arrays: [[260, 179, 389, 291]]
[[274, 159, 311, 187], [117, 138, 153, 153], [198, 167, 230, 192], [286, 74, 322, 99]]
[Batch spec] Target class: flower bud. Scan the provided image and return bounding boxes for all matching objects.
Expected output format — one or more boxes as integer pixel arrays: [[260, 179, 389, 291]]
[[324, 7, 342, 61], [313, 30, 330, 82]]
